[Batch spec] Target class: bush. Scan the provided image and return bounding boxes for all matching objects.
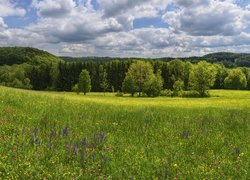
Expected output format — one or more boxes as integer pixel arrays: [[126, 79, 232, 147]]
[[180, 91, 209, 98], [115, 91, 124, 97], [72, 84, 80, 94], [160, 89, 173, 97]]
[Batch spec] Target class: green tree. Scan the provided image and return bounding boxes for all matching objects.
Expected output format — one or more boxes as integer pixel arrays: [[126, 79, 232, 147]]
[[122, 72, 137, 96], [72, 84, 80, 94], [143, 70, 163, 97], [78, 69, 91, 95], [183, 62, 193, 90], [213, 64, 228, 89], [224, 69, 247, 90], [173, 80, 184, 96], [100, 69, 109, 95], [240, 67, 250, 90], [126, 61, 155, 96], [168, 59, 184, 89], [189, 61, 217, 96]]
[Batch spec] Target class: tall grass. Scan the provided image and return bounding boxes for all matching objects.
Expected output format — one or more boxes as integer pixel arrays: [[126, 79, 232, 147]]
[[0, 86, 249, 179]]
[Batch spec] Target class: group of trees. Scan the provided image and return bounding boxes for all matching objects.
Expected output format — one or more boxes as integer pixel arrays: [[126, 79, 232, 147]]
[[121, 61, 219, 97], [63, 52, 250, 68], [1, 58, 250, 97], [72, 60, 249, 97], [0, 64, 32, 89], [122, 61, 163, 97]]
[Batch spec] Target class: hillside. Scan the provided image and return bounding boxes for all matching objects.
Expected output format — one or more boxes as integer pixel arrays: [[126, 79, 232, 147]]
[[203, 52, 250, 67], [0, 47, 62, 66]]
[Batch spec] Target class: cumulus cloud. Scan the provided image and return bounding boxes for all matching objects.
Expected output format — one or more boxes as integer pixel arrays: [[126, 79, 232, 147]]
[[98, 0, 171, 28], [175, 0, 210, 8], [1, 0, 250, 57], [163, 0, 248, 36], [0, 17, 7, 29], [98, 0, 150, 17], [27, 5, 122, 43], [32, 0, 76, 18], [0, 0, 26, 17]]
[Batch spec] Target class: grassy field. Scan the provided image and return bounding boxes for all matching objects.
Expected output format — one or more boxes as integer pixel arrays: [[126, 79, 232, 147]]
[[0, 86, 249, 179]]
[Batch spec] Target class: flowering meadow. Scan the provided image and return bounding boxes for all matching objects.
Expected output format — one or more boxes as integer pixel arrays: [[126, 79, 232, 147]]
[[0, 87, 249, 179]]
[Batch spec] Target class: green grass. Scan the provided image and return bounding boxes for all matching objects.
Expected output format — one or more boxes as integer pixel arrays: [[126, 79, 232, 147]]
[[0, 86, 249, 179]]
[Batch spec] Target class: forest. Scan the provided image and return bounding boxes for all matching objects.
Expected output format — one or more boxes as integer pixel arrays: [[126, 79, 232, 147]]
[[0, 47, 250, 96]]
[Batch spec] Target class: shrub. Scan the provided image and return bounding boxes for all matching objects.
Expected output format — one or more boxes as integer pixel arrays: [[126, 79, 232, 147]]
[[115, 91, 124, 97], [180, 91, 208, 98], [160, 89, 173, 97], [72, 84, 80, 94]]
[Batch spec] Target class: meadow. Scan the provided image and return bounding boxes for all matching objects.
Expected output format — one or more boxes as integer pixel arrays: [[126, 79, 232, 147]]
[[0, 86, 249, 179]]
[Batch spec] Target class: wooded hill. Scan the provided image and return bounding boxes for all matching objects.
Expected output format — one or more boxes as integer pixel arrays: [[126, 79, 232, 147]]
[[62, 52, 250, 68], [0, 47, 62, 66], [0, 47, 250, 67]]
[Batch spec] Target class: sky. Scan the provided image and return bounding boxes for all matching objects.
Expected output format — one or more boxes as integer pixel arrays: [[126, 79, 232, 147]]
[[1, 0, 250, 57]]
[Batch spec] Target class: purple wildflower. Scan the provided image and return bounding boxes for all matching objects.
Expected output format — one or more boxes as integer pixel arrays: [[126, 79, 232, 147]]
[[92, 154, 95, 161], [63, 127, 69, 137], [82, 137, 87, 147], [182, 130, 189, 139], [33, 128, 38, 138], [73, 145, 78, 156], [103, 157, 108, 165], [50, 130, 56, 139]]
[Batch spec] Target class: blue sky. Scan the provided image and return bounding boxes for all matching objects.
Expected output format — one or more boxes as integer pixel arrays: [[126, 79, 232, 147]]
[[1, 0, 250, 57]]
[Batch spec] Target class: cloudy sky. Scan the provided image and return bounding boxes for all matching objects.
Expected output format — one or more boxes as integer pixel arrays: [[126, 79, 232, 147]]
[[1, 0, 250, 57]]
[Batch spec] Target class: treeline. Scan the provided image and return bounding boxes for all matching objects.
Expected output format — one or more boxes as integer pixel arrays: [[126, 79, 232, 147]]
[[62, 52, 250, 68], [1, 59, 250, 93]]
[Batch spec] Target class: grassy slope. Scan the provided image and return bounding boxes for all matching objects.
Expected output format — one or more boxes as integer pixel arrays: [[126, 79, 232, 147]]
[[0, 87, 249, 179]]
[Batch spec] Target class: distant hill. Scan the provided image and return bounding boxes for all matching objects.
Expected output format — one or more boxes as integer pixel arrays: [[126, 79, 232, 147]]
[[203, 52, 250, 67], [0, 47, 250, 67], [61, 52, 250, 67], [0, 47, 62, 66]]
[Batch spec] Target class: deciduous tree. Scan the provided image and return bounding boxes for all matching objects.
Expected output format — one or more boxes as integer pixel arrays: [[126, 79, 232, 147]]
[[189, 61, 217, 96], [78, 69, 91, 95], [224, 69, 247, 90]]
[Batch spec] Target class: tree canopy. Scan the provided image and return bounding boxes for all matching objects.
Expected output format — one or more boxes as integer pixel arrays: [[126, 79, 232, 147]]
[[78, 69, 91, 95], [224, 69, 247, 90], [189, 61, 217, 96]]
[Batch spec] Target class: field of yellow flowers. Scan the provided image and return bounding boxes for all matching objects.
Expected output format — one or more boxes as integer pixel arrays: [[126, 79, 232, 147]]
[[0, 86, 249, 179]]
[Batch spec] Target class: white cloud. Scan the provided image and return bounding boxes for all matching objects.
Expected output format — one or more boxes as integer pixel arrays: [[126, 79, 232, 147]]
[[0, 0, 26, 17], [27, 5, 122, 43], [1, 0, 250, 57], [97, 0, 171, 29], [0, 17, 7, 29], [163, 0, 248, 36], [32, 0, 76, 18]]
